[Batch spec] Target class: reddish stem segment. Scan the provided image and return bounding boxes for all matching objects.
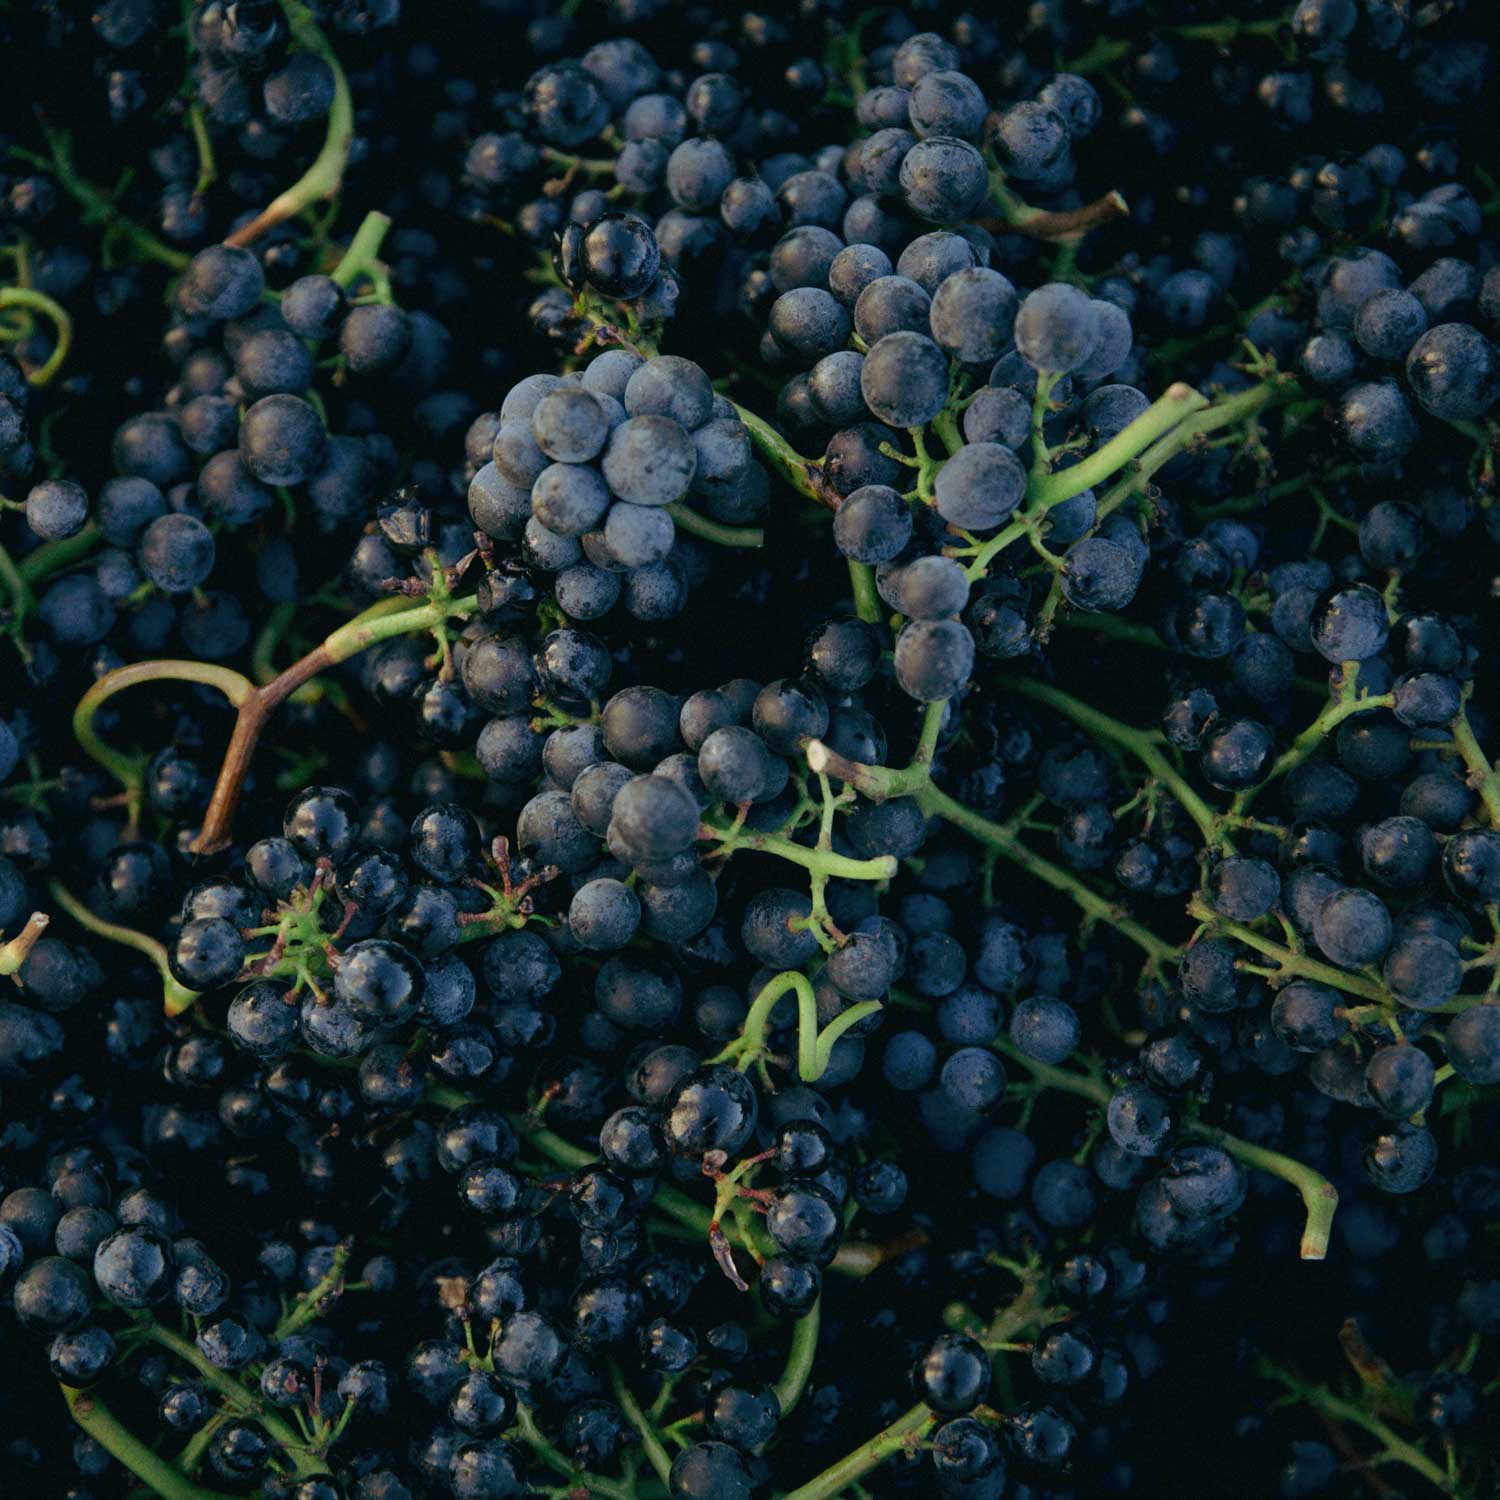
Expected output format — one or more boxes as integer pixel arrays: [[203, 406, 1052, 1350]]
[[189, 640, 335, 855], [977, 188, 1130, 242]]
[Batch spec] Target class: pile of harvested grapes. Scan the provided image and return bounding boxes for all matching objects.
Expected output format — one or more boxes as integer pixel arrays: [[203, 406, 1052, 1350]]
[[1, 2, 1497, 1497]]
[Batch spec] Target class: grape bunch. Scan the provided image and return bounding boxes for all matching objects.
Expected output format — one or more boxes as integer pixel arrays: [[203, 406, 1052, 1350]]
[[1, 4, 1498, 1500], [468, 351, 761, 624]]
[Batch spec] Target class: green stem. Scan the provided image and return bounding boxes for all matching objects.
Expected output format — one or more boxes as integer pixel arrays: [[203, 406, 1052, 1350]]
[[808, 729, 1181, 966], [187, 102, 216, 202], [142, 1323, 328, 1478], [1029, 381, 1208, 508], [0, 539, 35, 629], [511, 1118, 594, 1171], [175, 1411, 229, 1478], [1174, 16, 1287, 42], [514, 1403, 637, 1500], [984, 1260, 1060, 1345], [273, 1241, 350, 1340], [993, 1039, 1338, 1258], [24, 130, 191, 270], [1059, 612, 1165, 650], [730, 402, 828, 505], [990, 1037, 1110, 1108], [1066, 35, 1133, 73], [909, 425, 941, 505], [223, 1, 353, 248], [189, 594, 476, 855], [322, 594, 476, 664], [49, 879, 200, 1015], [848, 559, 881, 623], [1186, 897, 1391, 1006], [779, 1402, 937, 1500], [18, 522, 101, 583], [664, 502, 764, 548], [920, 779, 1179, 965], [0, 287, 73, 385], [1094, 378, 1290, 528], [1451, 704, 1500, 826], [1190, 1122, 1339, 1260], [701, 817, 897, 883], [431, 1088, 601, 1175], [0, 911, 50, 975], [983, 179, 1131, 244], [1233, 665, 1392, 819], [72, 658, 253, 830], [251, 601, 299, 684], [710, 969, 882, 1082], [931, 406, 963, 457], [328, 209, 392, 298], [1000, 675, 1223, 847], [912, 700, 946, 769], [60, 1386, 238, 1500], [542, 148, 620, 175], [772, 1298, 821, 1418], [609, 1362, 675, 1487], [959, 382, 1216, 584], [1262, 1366, 1453, 1493], [427, 1086, 904, 1276]]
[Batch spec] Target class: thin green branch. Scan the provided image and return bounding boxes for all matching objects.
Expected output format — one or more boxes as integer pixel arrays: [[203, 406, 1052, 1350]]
[[22, 129, 191, 270], [1185, 897, 1391, 1007], [806, 733, 1181, 967], [1233, 663, 1393, 819], [999, 674, 1222, 846], [772, 1299, 822, 1418], [1191, 1122, 1339, 1260], [60, 1386, 238, 1500], [424, 1084, 882, 1276], [709, 969, 881, 1082], [273, 1241, 351, 1340], [49, 878, 200, 1015], [848, 559, 881, 623], [1094, 377, 1294, 529], [0, 287, 73, 385], [981, 181, 1131, 244], [142, 1322, 328, 1478], [919, 780, 1180, 964], [514, 1403, 637, 1500], [18, 522, 101, 584], [700, 817, 897, 883], [1260, 1364, 1455, 1493], [993, 1039, 1339, 1258], [224, 1, 353, 247], [1031, 381, 1208, 506], [779, 1402, 937, 1500], [664, 502, 764, 548], [609, 1362, 675, 1487], [0, 911, 51, 975], [327, 209, 393, 299], [1451, 701, 1500, 826], [72, 658, 254, 832], [730, 401, 829, 505], [187, 102, 216, 202], [0, 540, 35, 661]]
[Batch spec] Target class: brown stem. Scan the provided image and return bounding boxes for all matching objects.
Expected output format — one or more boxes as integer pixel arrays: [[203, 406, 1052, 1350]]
[[183, 594, 477, 856], [977, 189, 1131, 244], [188, 645, 332, 856], [1339, 1318, 1399, 1400]]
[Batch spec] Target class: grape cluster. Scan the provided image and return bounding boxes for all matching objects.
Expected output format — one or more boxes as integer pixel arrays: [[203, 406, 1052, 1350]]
[[1, 3, 1498, 1500], [468, 351, 759, 623]]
